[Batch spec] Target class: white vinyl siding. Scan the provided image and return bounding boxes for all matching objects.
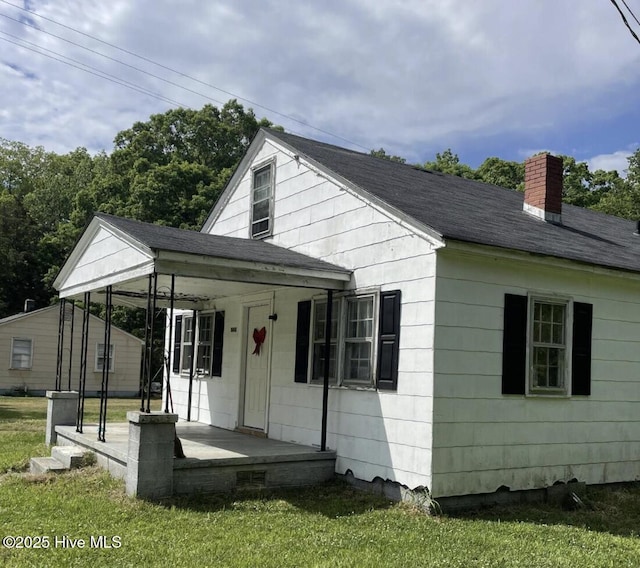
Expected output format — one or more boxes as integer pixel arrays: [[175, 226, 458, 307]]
[[202, 139, 438, 490], [11, 338, 32, 369]]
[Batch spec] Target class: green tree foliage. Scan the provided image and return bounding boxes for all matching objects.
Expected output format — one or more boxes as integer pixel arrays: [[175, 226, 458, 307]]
[[370, 148, 406, 164], [423, 149, 476, 179], [0, 100, 272, 319], [475, 157, 524, 190]]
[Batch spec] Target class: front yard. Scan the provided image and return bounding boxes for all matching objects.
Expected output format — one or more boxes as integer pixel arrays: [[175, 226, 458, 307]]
[[1, 396, 639, 567]]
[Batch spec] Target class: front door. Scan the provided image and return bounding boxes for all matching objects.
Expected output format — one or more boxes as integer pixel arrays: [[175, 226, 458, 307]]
[[242, 304, 270, 430]]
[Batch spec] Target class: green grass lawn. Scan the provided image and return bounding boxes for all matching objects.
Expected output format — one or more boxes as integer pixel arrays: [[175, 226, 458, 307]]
[[1, 396, 639, 567]]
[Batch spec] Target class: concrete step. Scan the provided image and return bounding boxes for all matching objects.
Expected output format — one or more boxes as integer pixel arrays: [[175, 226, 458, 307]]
[[51, 445, 89, 469], [30, 457, 67, 475]]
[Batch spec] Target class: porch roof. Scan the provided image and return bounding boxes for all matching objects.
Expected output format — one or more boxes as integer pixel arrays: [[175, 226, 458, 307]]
[[53, 214, 352, 308]]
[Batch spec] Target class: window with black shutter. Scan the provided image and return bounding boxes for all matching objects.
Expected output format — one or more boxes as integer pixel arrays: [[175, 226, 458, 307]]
[[377, 290, 401, 391], [501, 293, 592, 396]]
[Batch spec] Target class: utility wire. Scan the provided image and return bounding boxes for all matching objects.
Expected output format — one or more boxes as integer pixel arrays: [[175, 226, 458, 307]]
[[0, 12, 227, 107], [609, 0, 640, 45], [0, 35, 188, 108], [0, 0, 370, 151], [620, 0, 640, 26]]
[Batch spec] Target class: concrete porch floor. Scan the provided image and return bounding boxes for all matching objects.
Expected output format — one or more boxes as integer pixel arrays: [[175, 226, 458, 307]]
[[54, 421, 337, 495]]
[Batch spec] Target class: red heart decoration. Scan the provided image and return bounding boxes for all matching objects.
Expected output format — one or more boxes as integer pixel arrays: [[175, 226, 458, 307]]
[[252, 327, 266, 355]]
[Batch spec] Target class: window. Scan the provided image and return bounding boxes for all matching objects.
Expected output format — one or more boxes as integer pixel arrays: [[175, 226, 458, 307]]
[[177, 312, 225, 377], [11, 338, 32, 369], [343, 297, 374, 383], [96, 343, 114, 372], [296, 291, 401, 389], [530, 299, 566, 392], [250, 163, 274, 238], [502, 293, 592, 396], [311, 299, 339, 384]]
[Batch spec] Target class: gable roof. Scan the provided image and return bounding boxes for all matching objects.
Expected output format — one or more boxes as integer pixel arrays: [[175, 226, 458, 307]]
[[259, 128, 640, 275], [95, 213, 350, 276], [0, 304, 143, 343]]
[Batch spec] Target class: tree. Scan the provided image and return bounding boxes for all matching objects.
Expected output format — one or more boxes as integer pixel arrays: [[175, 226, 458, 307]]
[[423, 149, 476, 179], [475, 157, 524, 190], [369, 148, 406, 164]]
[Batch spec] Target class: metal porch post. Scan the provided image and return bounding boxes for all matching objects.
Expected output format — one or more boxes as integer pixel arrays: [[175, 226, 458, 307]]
[[187, 309, 196, 422], [55, 299, 66, 391], [145, 273, 158, 413], [140, 274, 153, 412], [98, 286, 113, 442], [76, 293, 90, 432], [67, 300, 75, 391], [321, 289, 333, 451], [164, 274, 175, 414]]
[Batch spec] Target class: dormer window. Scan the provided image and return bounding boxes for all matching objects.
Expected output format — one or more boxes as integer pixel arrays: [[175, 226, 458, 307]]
[[251, 161, 275, 238]]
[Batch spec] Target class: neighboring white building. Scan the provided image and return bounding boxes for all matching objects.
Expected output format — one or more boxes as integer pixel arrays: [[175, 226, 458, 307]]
[[54, 128, 640, 500], [0, 303, 143, 397]]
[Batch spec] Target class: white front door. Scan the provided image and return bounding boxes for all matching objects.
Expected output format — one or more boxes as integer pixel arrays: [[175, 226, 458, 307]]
[[242, 304, 270, 430]]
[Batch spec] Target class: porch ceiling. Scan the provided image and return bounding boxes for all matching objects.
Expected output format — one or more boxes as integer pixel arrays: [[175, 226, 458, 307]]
[[54, 214, 352, 308]]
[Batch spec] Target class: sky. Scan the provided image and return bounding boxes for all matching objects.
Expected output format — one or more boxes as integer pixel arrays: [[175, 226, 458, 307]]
[[1, 0, 640, 176]]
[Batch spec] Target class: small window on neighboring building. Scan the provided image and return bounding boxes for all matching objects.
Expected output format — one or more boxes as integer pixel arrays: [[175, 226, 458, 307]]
[[11, 338, 32, 369], [96, 343, 114, 372], [250, 162, 274, 238]]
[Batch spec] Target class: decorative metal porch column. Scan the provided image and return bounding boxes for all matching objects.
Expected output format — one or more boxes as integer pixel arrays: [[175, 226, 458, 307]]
[[187, 309, 196, 422], [55, 299, 66, 391], [97, 286, 113, 442], [164, 274, 176, 414], [140, 273, 158, 413], [66, 300, 75, 390], [76, 292, 90, 433], [320, 289, 333, 451]]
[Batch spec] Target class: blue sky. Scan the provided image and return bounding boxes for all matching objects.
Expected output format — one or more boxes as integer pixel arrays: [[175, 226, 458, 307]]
[[1, 0, 639, 176]]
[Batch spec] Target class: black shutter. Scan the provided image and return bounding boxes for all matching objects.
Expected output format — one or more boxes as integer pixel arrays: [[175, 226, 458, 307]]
[[294, 301, 311, 383], [572, 302, 592, 395], [502, 294, 527, 395], [212, 311, 225, 377], [377, 290, 401, 391], [172, 315, 182, 374]]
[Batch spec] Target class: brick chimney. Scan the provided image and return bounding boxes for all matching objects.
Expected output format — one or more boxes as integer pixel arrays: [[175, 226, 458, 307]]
[[523, 153, 563, 223]]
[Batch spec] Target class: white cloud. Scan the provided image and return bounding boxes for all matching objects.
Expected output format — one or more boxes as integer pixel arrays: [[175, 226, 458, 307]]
[[0, 0, 639, 162], [587, 150, 634, 177]]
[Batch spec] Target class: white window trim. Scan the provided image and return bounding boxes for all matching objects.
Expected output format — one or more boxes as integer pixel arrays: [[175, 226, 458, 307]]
[[95, 343, 115, 372], [249, 158, 276, 239], [179, 311, 220, 378], [10, 337, 33, 370], [525, 294, 573, 397], [309, 290, 379, 389]]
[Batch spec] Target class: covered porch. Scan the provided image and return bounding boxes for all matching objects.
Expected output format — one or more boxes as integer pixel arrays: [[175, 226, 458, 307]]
[[46, 213, 351, 498]]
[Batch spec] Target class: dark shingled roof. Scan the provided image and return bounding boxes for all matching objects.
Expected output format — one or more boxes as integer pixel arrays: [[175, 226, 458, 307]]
[[96, 213, 350, 275], [266, 128, 640, 274]]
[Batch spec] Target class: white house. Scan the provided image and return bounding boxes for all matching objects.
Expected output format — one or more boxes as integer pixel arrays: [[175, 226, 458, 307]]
[[54, 128, 640, 501], [0, 302, 143, 397]]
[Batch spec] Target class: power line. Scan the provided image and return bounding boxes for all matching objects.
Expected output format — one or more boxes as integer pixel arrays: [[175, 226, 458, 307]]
[[621, 0, 640, 26], [0, 34, 188, 108], [610, 0, 640, 45], [0, 12, 227, 107], [0, 0, 370, 151]]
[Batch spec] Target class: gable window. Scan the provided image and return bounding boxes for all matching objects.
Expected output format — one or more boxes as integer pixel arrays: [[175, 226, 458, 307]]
[[96, 343, 114, 372], [502, 293, 592, 396], [250, 162, 274, 238], [11, 338, 32, 369], [296, 290, 401, 390], [177, 312, 225, 377]]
